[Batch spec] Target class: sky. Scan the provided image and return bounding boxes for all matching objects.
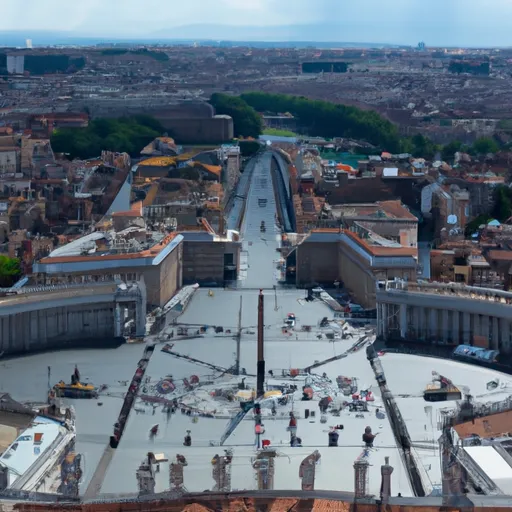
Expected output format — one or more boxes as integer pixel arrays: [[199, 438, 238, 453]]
[[1, 0, 511, 47]]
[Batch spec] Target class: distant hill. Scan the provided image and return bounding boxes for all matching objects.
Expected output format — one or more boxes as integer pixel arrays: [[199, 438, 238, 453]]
[[155, 23, 396, 47], [0, 28, 397, 49]]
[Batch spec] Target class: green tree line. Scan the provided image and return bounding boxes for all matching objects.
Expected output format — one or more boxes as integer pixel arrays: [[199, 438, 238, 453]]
[[51, 115, 165, 160], [240, 92, 402, 151], [210, 92, 506, 160], [25, 55, 86, 74], [0, 255, 21, 288], [209, 93, 263, 139]]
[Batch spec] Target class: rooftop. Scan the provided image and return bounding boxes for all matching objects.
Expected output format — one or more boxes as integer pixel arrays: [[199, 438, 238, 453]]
[[380, 353, 512, 489], [305, 229, 418, 258], [0, 416, 65, 487], [465, 445, 512, 495], [99, 288, 414, 497], [331, 201, 418, 221], [35, 229, 182, 268]]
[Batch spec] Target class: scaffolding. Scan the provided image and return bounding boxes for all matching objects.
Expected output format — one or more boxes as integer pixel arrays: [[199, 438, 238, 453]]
[[252, 449, 277, 491]]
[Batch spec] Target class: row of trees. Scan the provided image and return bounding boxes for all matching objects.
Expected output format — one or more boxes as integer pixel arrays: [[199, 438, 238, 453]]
[[0, 255, 21, 288], [209, 93, 263, 139], [210, 92, 506, 160], [240, 92, 402, 151], [51, 115, 165, 160], [441, 137, 501, 161]]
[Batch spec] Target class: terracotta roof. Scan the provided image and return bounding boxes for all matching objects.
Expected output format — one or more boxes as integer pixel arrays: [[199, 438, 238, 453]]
[[131, 200, 143, 215], [13, 496, 512, 512], [379, 200, 417, 220], [487, 250, 512, 262], [143, 183, 159, 207], [308, 229, 417, 257], [194, 162, 222, 177], [454, 409, 512, 439], [343, 229, 418, 257], [139, 156, 178, 167], [111, 210, 142, 218], [311, 228, 341, 233], [157, 136, 176, 144]]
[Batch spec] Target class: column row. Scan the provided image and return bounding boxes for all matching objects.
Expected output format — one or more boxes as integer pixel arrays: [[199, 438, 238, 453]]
[[388, 304, 512, 351]]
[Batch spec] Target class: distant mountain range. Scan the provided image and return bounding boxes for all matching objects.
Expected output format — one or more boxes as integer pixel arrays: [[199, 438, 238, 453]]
[[153, 23, 396, 47], [0, 27, 399, 49]]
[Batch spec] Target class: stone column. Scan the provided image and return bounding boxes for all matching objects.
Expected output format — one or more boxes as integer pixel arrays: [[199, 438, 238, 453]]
[[473, 314, 480, 339], [400, 304, 407, 340], [463, 313, 471, 344], [114, 304, 122, 338], [377, 303, 383, 338], [429, 309, 438, 341], [382, 303, 389, 340], [482, 316, 490, 345], [442, 309, 450, 343], [500, 319, 511, 353], [492, 317, 500, 350], [135, 297, 146, 337], [452, 311, 460, 344]]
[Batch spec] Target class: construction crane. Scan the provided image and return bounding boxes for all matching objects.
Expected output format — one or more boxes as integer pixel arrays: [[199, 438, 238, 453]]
[[216, 395, 278, 446], [160, 344, 237, 375]]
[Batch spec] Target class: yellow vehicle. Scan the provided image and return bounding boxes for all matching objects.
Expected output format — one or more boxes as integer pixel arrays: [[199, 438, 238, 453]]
[[53, 366, 98, 399], [53, 381, 98, 399]]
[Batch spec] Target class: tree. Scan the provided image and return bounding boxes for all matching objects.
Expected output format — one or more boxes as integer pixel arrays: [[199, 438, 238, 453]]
[[492, 186, 512, 222], [441, 140, 463, 161], [209, 93, 263, 138], [465, 214, 492, 237], [409, 134, 438, 159], [0, 255, 21, 288], [240, 92, 401, 151], [472, 137, 499, 155], [50, 116, 163, 159]]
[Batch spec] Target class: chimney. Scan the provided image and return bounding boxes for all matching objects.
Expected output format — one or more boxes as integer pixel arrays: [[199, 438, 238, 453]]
[[353, 458, 369, 500], [380, 456, 394, 504]]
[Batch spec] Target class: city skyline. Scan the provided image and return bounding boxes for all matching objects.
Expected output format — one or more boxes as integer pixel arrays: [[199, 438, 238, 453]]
[[0, 0, 511, 47]]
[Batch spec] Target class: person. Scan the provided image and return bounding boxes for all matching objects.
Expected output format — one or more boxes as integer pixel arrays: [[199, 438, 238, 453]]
[[149, 424, 159, 440], [184, 430, 192, 447], [362, 426, 378, 448], [290, 434, 302, 447], [328, 429, 339, 447], [288, 412, 297, 434]]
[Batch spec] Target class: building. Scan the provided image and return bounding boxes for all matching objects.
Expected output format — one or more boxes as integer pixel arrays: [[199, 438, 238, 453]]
[[421, 183, 470, 239], [33, 227, 183, 309], [0, 410, 76, 494], [180, 230, 241, 285], [6, 56, 24, 75], [377, 279, 512, 355], [0, 147, 20, 177], [321, 200, 418, 248], [0, 394, 36, 454], [140, 137, 180, 157], [28, 113, 89, 138], [294, 229, 417, 307]]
